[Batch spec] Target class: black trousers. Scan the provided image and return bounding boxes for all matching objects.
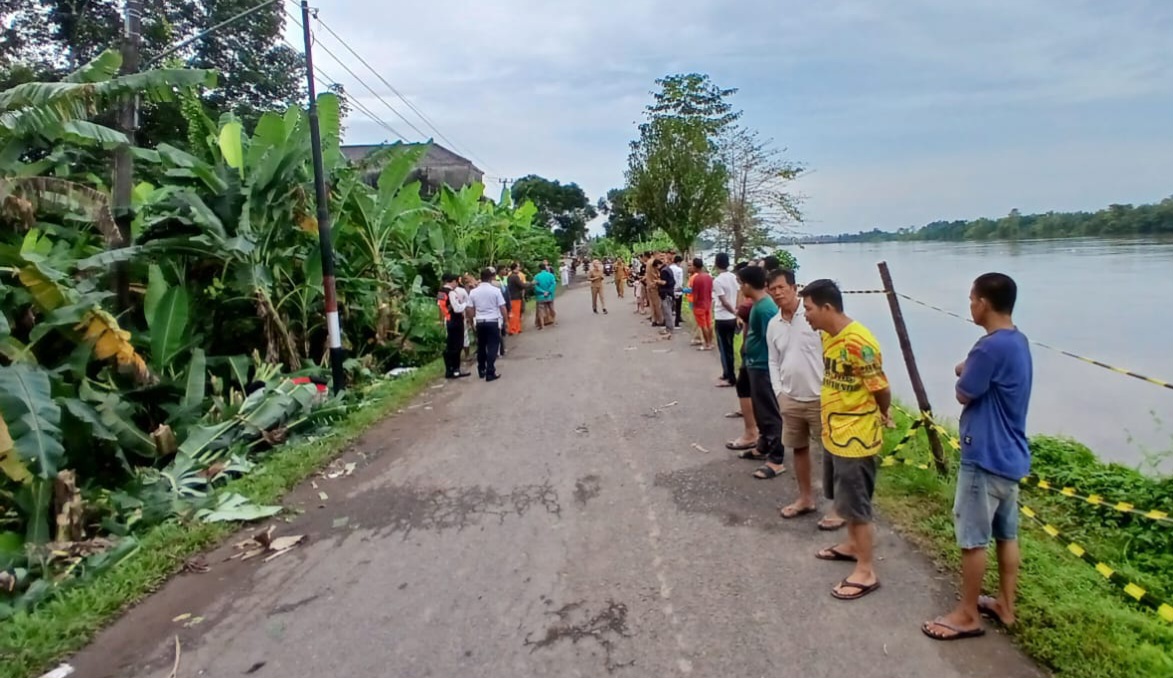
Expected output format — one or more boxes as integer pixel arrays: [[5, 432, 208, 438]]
[[673, 295, 683, 326], [715, 319, 738, 384], [444, 319, 464, 376], [747, 367, 785, 465], [475, 321, 501, 377]]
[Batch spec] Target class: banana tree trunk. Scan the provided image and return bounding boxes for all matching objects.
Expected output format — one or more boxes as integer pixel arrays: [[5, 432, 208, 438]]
[[254, 290, 302, 371]]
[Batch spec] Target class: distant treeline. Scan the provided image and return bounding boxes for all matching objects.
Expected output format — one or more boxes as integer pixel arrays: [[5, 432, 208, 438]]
[[820, 197, 1173, 243]]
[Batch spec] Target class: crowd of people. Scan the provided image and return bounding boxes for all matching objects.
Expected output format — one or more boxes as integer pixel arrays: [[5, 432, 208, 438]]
[[438, 248, 1034, 641], [627, 250, 1032, 640]]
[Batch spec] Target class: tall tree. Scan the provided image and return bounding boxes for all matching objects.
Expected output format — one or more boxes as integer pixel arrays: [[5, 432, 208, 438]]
[[625, 73, 731, 253], [596, 187, 650, 245], [709, 127, 805, 260], [510, 175, 597, 252]]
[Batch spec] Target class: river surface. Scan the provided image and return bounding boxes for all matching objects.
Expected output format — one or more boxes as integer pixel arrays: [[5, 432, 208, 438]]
[[775, 238, 1173, 472]]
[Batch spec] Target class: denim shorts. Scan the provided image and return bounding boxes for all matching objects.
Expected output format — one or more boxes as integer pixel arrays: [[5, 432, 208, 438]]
[[953, 463, 1020, 549]]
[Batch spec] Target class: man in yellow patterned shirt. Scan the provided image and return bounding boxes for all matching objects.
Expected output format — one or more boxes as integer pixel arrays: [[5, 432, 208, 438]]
[[800, 278, 892, 602]]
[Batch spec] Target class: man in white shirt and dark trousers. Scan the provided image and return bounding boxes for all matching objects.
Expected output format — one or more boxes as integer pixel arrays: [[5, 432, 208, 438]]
[[766, 268, 844, 530], [712, 252, 740, 386], [670, 254, 685, 328], [439, 273, 471, 379], [469, 267, 507, 381]]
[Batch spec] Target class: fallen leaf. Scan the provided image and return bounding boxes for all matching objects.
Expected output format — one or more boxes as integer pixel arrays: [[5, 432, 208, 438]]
[[183, 616, 204, 628], [691, 443, 709, 453], [343, 462, 356, 476], [171, 613, 192, 623], [624, 346, 638, 351], [332, 516, 350, 529], [660, 401, 679, 408], [318, 491, 328, 502], [269, 535, 305, 552], [38, 663, 74, 678], [574, 425, 589, 434]]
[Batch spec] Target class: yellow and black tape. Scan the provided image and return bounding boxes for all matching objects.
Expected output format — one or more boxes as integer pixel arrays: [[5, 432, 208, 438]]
[[880, 420, 935, 469], [1020, 475, 1173, 526], [896, 292, 1173, 392], [1020, 503, 1173, 623], [892, 405, 963, 452], [840, 289, 889, 295]]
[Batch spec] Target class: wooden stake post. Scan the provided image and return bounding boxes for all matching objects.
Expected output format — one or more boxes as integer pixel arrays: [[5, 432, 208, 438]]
[[877, 261, 948, 475]]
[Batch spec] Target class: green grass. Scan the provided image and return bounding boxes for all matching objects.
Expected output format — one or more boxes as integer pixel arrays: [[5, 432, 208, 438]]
[[877, 409, 1173, 678], [0, 361, 443, 678]]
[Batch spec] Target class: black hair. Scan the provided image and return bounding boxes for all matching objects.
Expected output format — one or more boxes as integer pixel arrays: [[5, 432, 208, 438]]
[[643, 251, 652, 258], [538, 263, 548, 272], [733, 261, 749, 272], [480, 267, 495, 282], [762, 255, 780, 272], [441, 272, 458, 283], [973, 272, 1017, 313], [798, 278, 844, 312], [714, 252, 730, 270], [737, 264, 767, 290], [691, 257, 703, 269], [674, 254, 683, 264], [767, 268, 796, 287], [510, 262, 520, 271]]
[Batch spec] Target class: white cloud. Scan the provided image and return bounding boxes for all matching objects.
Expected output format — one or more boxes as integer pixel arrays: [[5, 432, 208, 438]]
[[292, 0, 1173, 233]]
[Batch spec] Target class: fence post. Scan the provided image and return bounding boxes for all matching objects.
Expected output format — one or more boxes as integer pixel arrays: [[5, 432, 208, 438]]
[[877, 261, 948, 475]]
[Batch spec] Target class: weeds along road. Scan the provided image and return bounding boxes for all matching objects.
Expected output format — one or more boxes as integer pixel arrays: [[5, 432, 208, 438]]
[[71, 283, 1044, 678]]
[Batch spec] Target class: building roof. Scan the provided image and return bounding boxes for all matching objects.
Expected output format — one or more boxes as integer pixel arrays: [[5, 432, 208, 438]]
[[340, 142, 480, 173]]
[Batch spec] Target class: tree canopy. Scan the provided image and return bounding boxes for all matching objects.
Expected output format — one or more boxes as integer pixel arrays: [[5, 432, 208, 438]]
[[596, 187, 651, 245], [510, 174, 597, 252]]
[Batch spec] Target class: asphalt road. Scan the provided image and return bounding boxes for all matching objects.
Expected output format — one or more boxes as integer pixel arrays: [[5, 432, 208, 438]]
[[72, 282, 1044, 678]]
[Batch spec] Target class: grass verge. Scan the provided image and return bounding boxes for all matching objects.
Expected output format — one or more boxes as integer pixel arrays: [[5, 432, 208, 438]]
[[0, 361, 443, 678], [878, 409, 1173, 678]]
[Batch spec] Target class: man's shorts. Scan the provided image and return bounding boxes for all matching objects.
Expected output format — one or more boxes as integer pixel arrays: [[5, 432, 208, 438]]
[[693, 305, 712, 328], [779, 393, 821, 450], [829, 455, 877, 524], [735, 365, 752, 399], [953, 463, 1020, 549]]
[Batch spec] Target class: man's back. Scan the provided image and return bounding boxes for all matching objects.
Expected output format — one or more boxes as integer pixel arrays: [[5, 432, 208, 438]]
[[691, 272, 713, 307], [534, 270, 557, 301]]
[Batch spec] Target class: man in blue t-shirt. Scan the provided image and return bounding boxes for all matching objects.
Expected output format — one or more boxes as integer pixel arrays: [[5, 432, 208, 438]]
[[923, 273, 1032, 641]]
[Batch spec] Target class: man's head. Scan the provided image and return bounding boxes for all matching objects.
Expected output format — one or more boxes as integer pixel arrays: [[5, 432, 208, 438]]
[[799, 279, 844, 332], [674, 254, 683, 265], [970, 272, 1017, 325], [691, 257, 704, 273], [539, 263, 548, 272], [714, 252, 730, 270], [510, 262, 520, 272], [762, 255, 780, 272], [767, 269, 798, 311], [737, 264, 767, 295], [480, 267, 495, 283], [442, 272, 458, 286]]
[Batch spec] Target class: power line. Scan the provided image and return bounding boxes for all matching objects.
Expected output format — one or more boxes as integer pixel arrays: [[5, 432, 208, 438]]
[[148, 0, 280, 65], [303, 7, 491, 173], [279, 35, 407, 141], [284, 8, 432, 141]]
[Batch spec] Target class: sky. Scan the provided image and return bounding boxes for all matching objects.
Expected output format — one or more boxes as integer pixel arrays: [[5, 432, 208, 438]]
[[291, 0, 1173, 236]]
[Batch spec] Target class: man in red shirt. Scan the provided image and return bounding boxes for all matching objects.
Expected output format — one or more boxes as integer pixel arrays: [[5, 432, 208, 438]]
[[689, 257, 715, 350]]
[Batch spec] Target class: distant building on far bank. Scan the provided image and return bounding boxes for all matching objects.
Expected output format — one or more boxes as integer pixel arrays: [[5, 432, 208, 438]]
[[340, 143, 483, 196]]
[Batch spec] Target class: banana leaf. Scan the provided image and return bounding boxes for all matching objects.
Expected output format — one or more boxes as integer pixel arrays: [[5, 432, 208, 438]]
[[0, 364, 64, 478]]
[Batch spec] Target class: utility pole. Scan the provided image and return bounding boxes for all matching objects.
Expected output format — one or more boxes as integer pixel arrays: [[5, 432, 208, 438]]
[[299, 0, 347, 393], [112, 0, 142, 310]]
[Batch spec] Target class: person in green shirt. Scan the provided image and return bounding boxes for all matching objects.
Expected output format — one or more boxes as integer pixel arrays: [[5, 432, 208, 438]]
[[532, 263, 558, 329], [738, 264, 785, 480]]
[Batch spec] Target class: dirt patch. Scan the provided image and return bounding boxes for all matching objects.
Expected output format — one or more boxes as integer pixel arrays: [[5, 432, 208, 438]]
[[574, 475, 602, 506], [654, 459, 783, 532], [524, 599, 635, 672]]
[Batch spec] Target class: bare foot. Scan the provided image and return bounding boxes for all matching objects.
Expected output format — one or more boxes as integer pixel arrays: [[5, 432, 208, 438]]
[[780, 501, 817, 519]]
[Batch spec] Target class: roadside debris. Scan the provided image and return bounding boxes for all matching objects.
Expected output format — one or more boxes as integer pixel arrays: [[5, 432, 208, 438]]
[[659, 401, 679, 409], [38, 664, 74, 678], [322, 460, 357, 480], [231, 526, 307, 562], [182, 556, 209, 574], [575, 424, 589, 434], [691, 443, 709, 453], [167, 636, 181, 678]]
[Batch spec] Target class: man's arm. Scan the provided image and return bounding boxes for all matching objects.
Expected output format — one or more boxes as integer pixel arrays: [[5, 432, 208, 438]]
[[874, 387, 893, 426], [956, 345, 994, 405], [766, 321, 783, 396], [717, 279, 736, 314]]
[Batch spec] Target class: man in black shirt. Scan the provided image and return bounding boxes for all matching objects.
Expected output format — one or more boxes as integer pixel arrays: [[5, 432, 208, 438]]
[[506, 263, 531, 335], [659, 258, 676, 336]]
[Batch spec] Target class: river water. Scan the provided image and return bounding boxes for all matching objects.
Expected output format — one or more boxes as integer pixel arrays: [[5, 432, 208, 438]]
[[774, 238, 1173, 472]]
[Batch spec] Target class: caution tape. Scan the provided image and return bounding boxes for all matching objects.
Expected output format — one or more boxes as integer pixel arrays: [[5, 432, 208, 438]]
[[1020, 475, 1173, 526], [891, 405, 962, 452], [896, 292, 1173, 392], [840, 289, 889, 295], [1020, 503, 1173, 623], [879, 419, 935, 470]]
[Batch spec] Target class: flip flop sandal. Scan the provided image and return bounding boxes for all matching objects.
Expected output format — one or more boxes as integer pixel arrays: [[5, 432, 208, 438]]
[[724, 411, 743, 418], [780, 505, 818, 519], [726, 440, 758, 451], [752, 464, 786, 480], [737, 449, 767, 460], [977, 596, 1010, 626], [831, 579, 881, 601], [921, 618, 986, 640], [815, 546, 857, 562], [817, 519, 847, 532]]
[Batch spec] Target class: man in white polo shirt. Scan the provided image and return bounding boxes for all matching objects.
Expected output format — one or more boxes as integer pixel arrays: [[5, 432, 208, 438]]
[[469, 267, 507, 382], [767, 268, 844, 530]]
